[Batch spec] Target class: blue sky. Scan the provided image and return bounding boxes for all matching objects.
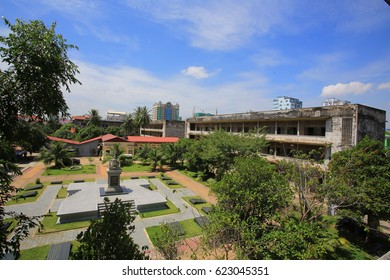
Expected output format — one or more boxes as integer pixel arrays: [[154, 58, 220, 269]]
[[1, 0, 390, 122]]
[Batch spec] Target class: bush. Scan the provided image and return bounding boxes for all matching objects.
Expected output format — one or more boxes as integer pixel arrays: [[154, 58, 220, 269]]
[[35, 178, 41, 184]]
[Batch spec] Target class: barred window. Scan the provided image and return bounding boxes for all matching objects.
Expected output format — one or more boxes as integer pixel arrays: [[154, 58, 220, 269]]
[[341, 118, 353, 146]]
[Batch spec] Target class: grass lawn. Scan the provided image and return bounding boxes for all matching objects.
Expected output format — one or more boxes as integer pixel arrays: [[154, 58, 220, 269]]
[[42, 164, 96, 176], [56, 186, 68, 198], [6, 184, 48, 206], [139, 200, 180, 218], [121, 164, 152, 172], [19, 244, 51, 260], [160, 180, 184, 189], [182, 196, 213, 215], [146, 218, 203, 246], [178, 169, 213, 187], [39, 212, 90, 234]]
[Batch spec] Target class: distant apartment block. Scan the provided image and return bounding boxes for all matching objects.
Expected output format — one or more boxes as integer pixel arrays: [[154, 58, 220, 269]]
[[106, 111, 127, 122], [322, 98, 351, 107], [273, 96, 303, 110], [185, 104, 386, 161], [152, 101, 180, 121]]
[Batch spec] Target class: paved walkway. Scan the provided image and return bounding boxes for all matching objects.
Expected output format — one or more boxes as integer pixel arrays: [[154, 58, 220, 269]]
[[6, 158, 214, 254]]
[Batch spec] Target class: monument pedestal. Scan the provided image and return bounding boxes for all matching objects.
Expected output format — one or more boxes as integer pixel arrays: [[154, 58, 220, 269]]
[[104, 158, 123, 195]]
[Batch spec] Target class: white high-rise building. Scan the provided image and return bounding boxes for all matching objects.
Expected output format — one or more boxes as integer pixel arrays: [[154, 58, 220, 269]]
[[322, 98, 350, 107], [272, 96, 303, 110]]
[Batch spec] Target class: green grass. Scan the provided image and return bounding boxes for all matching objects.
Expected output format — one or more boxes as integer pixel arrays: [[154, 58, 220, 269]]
[[39, 212, 90, 234], [42, 164, 96, 176], [160, 180, 184, 189], [56, 186, 68, 198], [19, 245, 51, 260], [121, 164, 152, 172], [146, 219, 203, 246], [178, 169, 213, 187], [182, 196, 213, 215], [6, 184, 48, 206], [139, 200, 180, 218]]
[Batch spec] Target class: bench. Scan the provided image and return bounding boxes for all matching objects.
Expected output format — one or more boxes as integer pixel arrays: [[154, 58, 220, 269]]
[[74, 180, 84, 183], [189, 198, 206, 204], [50, 181, 62, 184], [201, 206, 213, 214], [15, 190, 38, 199], [194, 216, 210, 229]]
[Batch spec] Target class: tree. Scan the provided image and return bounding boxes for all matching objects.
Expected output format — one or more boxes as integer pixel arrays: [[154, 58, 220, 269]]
[[277, 151, 326, 222], [0, 17, 79, 258], [121, 113, 135, 136], [134, 106, 151, 135], [204, 156, 293, 259], [148, 147, 165, 171], [0, 18, 80, 140], [37, 141, 72, 168], [153, 223, 184, 260], [184, 129, 267, 180], [53, 123, 79, 140], [326, 137, 390, 233], [87, 109, 101, 127], [72, 198, 148, 260], [76, 125, 103, 142]]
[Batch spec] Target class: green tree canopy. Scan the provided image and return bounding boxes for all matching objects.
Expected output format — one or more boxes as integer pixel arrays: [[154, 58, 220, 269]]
[[37, 141, 72, 168], [204, 156, 293, 259], [0, 17, 79, 259], [134, 106, 151, 134], [87, 109, 101, 127], [185, 129, 267, 180], [76, 125, 104, 142], [72, 198, 148, 260], [0, 18, 80, 140], [326, 137, 390, 231]]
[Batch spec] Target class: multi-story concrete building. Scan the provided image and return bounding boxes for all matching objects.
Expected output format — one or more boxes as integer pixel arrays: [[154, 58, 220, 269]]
[[186, 104, 386, 161], [141, 120, 185, 138], [273, 96, 303, 110], [152, 101, 180, 121], [322, 98, 350, 107]]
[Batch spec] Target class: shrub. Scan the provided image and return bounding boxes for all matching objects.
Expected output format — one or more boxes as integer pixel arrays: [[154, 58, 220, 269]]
[[35, 178, 41, 184]]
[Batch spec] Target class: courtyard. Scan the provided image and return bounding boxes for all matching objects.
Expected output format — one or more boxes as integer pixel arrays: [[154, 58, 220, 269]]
[[4, 156, 216, 259]]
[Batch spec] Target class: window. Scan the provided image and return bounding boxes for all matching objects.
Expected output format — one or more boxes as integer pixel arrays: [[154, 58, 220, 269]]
[[341, 118, 353, 146]]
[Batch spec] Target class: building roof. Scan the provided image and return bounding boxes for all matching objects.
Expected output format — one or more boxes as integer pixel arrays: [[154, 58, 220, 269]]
[[47, 136, 81, 145], [127, 136, 179, 143], [72, 115, 90, 121]]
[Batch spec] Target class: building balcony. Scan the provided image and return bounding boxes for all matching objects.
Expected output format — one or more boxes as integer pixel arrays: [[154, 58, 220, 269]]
[[187, 130, 328, 146]]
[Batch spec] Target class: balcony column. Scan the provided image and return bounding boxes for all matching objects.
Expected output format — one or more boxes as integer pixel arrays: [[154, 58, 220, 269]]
[[297, 121, 300, 136], [275, 121, 278, 134]]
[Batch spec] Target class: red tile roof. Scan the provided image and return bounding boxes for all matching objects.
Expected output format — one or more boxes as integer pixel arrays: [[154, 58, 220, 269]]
[[47, 136, 81, 145]]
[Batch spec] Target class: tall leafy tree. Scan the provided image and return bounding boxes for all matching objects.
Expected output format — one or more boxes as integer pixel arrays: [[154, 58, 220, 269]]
[[326, 137, 390, 233], [76, 125, 103, 142], [0, 17, 79, 258], [87, 109, 101, 127], [134, 106, 151, 135], [72, 198, 148, 260], [204, 156, 293, 259]]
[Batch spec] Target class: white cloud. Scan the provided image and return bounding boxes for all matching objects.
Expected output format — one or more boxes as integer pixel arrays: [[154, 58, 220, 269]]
[[126, 0, 292, 51], [66, 61, 271, 119], [321, 82, 373, 97], [378, 82, 390, 90], [181, 66, 219, 79]]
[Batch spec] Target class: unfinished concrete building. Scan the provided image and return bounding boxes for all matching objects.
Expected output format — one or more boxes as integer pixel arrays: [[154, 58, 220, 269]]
[[185, 104, 386, 161]]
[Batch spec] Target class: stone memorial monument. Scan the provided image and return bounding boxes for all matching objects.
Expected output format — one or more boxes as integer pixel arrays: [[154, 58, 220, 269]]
[[105, 158, 123, 194]]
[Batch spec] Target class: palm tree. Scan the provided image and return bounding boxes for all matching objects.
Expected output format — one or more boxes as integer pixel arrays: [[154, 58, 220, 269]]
[[134, 106, 151, 135], [37, 141, 71, 168], [87, 109, 101, 127], [121, 113, 135, 136]]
